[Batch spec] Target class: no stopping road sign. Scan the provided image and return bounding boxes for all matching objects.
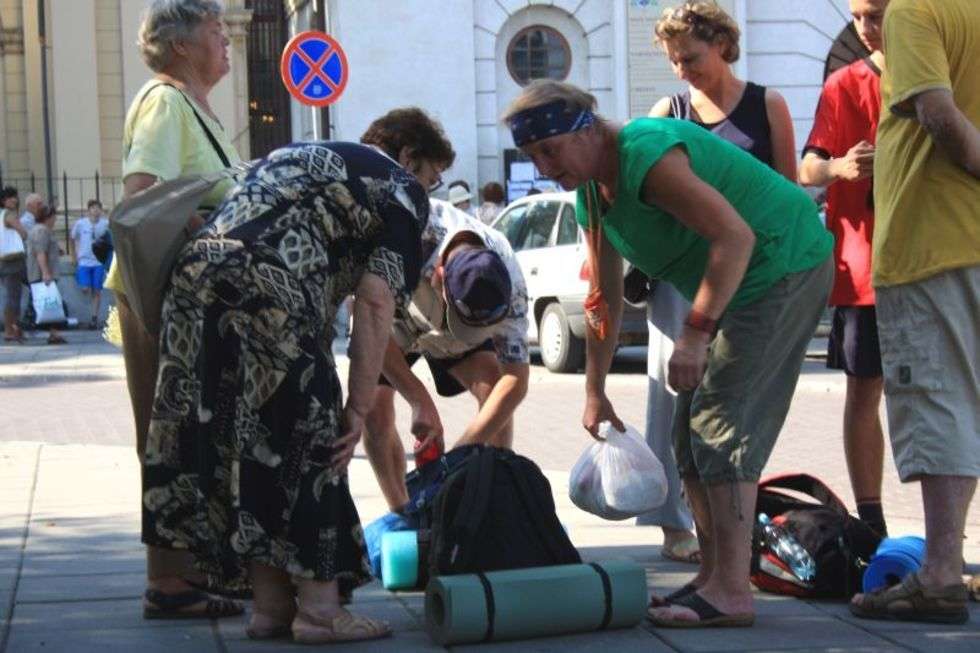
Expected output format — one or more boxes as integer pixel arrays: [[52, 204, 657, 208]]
[[280, 31, 349, 107]]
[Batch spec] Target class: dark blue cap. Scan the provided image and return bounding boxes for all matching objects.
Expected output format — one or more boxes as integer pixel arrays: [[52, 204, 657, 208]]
[[444, 248, 511, 329]]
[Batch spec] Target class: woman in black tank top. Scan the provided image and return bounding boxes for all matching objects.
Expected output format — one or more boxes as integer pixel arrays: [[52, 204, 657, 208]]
[[649, 2, 797, 180], [668, 82, 775, 167]]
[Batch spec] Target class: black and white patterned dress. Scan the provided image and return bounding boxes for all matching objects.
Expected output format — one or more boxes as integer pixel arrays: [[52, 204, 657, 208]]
[[142, 142, 428, 594]]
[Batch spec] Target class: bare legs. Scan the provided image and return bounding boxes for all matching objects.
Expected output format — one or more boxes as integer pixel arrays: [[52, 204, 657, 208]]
[[843, 375, 887, 533], [919, 475, 976, 588], [363, 385, 410, 511], [650, 479, 757, 622]]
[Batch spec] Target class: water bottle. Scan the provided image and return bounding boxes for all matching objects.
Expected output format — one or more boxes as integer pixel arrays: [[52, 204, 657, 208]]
[[758, 513, 817, 583]]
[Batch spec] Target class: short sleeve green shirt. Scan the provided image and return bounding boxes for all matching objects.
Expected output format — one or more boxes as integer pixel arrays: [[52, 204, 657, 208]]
[[576, 118, 832, 308]]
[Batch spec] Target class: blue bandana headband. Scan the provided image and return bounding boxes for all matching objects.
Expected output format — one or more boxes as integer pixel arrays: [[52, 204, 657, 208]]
[[508, 100, 596, 147]]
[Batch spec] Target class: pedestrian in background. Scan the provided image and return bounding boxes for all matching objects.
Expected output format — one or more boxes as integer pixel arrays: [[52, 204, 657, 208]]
[[447, 179, 474, 215], [0, 186, 27, 342], [476, 181, 505, 224], [106, 0, 243, 621], [641, 0, 798, 569], [71, 199, 110, 330], [26, 204, 66, 345], [849, 0, 979, 626], [19, 193, 43, 232], [800, 0, 889, 538]]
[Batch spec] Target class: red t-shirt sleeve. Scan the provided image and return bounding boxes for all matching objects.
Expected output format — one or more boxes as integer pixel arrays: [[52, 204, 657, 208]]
[[804, 73, 844, 159]]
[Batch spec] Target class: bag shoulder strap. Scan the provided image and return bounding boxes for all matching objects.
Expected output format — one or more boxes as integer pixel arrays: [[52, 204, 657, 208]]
[[759, 473, 849, 515], [506, 459, 574, 562], [449, 449, 497, 569], [668, 93, 687, 119], [130, 83, 231, 168]]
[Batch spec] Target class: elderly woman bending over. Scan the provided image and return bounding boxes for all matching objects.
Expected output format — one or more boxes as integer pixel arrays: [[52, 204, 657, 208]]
[[503, 81, 832, 628], [105, 0, 243, 619]]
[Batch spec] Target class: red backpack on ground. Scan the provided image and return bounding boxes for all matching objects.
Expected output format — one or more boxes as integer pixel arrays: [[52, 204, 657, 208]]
[[751, 473, 882, 599]]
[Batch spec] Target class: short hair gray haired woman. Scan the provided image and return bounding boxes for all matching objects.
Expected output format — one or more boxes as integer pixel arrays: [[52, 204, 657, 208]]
[[504, 80, 833, 628], [105, 0, 243, 620]]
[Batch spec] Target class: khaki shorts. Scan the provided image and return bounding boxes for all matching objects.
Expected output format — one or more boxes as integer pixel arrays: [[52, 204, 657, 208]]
[[673, 255, 833, 484], [876, 265, 980, 482]]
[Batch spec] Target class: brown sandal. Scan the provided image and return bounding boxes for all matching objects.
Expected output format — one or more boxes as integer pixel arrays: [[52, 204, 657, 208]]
[[247, 613, 294, 640], [292, 610, 392, 644], [143, 588, 243, 620], [850, 573, 968, 624]]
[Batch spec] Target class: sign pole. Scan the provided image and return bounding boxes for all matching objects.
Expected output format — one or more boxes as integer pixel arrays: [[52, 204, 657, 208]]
[[312, 106, 321, 140], [280, 30, 349, 136]]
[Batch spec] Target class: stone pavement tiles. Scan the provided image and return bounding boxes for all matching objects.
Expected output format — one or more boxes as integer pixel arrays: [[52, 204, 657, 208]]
[[0, 443, 978, 652], [0, 332, 955, 529]]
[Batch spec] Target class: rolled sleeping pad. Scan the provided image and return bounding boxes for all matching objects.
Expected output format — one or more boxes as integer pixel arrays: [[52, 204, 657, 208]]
[[381, 526, 568, 592], [424, 560, 647, 645], [862, 535, 926, 593], [380, 530, 430, 591]]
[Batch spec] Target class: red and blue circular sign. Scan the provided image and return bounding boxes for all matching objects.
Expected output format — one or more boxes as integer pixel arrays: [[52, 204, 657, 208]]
[[280, 31, 349, 107]]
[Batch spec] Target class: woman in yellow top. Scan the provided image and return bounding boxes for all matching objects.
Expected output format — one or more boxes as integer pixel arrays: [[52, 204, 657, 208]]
[[108, 0, 242, 620]]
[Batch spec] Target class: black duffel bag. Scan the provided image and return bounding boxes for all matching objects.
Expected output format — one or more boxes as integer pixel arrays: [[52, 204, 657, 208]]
[[751, 473, 882, 599]]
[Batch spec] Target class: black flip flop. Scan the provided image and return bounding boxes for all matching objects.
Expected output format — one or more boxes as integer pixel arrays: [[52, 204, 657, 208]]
[[648, 591, 755, 628], [143, 588, 243, 620]]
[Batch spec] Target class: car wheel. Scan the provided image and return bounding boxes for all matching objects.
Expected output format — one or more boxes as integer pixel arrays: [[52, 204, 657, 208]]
[[539, 303, 585, 373]]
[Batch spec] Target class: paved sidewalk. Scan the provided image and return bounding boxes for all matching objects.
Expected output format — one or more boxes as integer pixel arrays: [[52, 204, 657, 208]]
[[0, 333, 978, 652]]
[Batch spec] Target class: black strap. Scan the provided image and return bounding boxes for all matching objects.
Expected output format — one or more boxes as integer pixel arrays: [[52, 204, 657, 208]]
[[129, 83, 231, 168], [416, 529, 431, 587], [669, 92, 689, 120], [450, 449, 496, 570], [759, 473, 849, 516], [477, 572, 496, 642], [588, 563, 613, 630]]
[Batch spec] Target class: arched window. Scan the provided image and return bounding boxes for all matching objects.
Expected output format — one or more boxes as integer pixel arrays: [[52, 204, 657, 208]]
[[506, 25, 571, 86]]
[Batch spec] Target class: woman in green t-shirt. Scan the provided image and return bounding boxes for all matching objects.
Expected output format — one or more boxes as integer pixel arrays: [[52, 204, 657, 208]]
[[503, 80, 833, 628]]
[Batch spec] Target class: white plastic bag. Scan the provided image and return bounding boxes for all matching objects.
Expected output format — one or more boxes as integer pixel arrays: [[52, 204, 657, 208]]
[[30, 281, 66, 325], [569, 422, 668, 520]]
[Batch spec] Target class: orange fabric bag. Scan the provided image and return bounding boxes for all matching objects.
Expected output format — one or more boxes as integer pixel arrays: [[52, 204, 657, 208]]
[[582, 182, 609, 341]]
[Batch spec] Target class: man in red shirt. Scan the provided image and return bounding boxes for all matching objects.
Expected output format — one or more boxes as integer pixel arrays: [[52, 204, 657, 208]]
[[800, 0, 889, 537]]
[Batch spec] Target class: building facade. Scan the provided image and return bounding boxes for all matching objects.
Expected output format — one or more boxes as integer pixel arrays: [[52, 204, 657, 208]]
[[0, 0, 251, 210], [0, 0, 853, 210], [303, 0, 852, 199]]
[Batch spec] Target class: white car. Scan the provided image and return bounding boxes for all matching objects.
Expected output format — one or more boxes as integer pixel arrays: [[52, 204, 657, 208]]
[[490, 191, 648, 373]]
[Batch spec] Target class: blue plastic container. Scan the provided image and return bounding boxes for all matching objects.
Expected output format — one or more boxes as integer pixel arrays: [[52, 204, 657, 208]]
[[862, 535, 926, 592]]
